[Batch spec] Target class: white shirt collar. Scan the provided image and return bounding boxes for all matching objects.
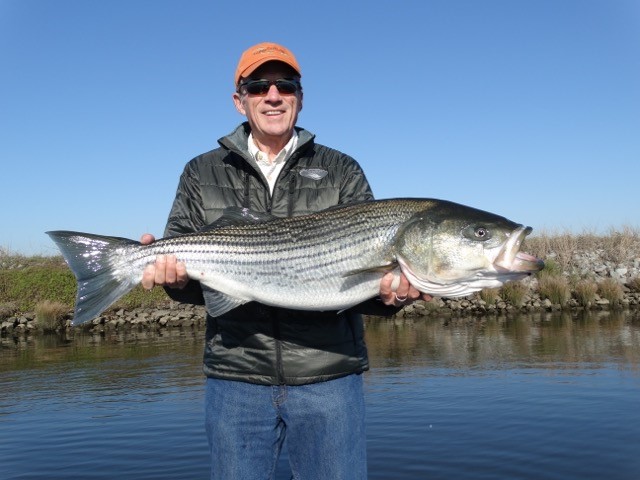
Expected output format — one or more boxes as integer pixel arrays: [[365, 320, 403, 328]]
[[247, 131, 299, 194], [248, 131, 298, 166]]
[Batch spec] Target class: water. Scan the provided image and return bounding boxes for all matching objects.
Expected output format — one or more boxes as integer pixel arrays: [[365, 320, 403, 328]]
[[1, 311, 639, 479]]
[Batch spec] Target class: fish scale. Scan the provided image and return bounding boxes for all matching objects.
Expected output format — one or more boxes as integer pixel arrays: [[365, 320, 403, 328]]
[[47, 198, 544, 325]]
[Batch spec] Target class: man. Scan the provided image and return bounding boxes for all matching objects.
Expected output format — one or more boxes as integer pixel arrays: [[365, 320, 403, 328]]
[[141, 42, 429, 479]]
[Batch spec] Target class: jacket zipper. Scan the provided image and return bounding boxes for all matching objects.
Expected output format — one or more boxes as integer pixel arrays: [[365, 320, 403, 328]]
[[243, 150, 302, 384], [243, 170, 251, 209], [287, 171, 296, 217]]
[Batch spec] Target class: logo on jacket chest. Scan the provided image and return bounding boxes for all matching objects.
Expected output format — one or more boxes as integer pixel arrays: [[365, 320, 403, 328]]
[[298, 168, 328, 181]]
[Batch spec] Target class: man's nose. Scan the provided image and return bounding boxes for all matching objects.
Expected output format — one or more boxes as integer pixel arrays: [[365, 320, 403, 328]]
[[264, 84, 282, 100]]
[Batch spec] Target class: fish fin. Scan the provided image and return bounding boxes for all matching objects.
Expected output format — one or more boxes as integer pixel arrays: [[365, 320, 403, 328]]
[[199, 207, 276, 231], [343, 263, 398, 277], [202, 287, 248, 317], [46, 231, 141, 325]]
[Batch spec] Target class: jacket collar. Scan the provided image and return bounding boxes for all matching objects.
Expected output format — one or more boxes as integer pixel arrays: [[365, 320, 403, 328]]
[[218, 122, 315, 159]]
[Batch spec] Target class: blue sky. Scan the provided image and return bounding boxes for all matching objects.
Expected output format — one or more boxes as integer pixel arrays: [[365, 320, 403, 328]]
[[1, 0, 639, 255]]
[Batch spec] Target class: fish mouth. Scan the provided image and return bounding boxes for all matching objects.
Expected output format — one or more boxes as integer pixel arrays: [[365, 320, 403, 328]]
[[494, 225, 544, 273]]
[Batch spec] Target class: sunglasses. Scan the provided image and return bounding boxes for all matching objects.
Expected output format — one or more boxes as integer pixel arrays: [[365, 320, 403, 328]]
[[238, 78, 301, 96]]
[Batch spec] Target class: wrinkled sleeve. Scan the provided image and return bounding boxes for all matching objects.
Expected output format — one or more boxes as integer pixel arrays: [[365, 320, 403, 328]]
[[162, 161, 206, 305], [164, 161, 206, 237], [337, 155, 375, 204]]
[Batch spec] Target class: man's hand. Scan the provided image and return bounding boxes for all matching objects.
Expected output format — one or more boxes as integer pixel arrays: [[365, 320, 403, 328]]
[[379, 272, 432, 307], [140, 234, 189, 290]]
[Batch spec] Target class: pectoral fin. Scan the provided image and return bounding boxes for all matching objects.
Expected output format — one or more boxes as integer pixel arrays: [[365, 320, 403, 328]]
[[202, 287, 249, 317], [343, 262, 398, 277]]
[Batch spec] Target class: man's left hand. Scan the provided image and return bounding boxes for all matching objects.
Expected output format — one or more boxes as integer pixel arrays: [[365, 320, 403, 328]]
[[379, 272, 432, 307]]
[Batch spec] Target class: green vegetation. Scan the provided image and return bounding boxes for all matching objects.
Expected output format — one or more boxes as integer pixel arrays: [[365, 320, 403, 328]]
[[0, 255, 75, 310], [500, 282, 528, 307], [534, 257, 571, 307], [538, 274, 571, 307], [0, 249, 169, 318]]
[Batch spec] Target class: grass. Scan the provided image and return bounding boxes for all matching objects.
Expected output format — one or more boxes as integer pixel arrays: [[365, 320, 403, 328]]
[[500, 282, 528, 307], [0, 249, 169, 318], [479, 288, 499, 304], [526, 225, 640, 274], [536, 257, 563, 277], [0, 257, 76, 311], [534, 256, 571, 306], [602, 226, 639, 264], [524, 227, 638, 307], [573, 279, 598, 307], [538, 274, 571, 307], [598, 278, 624, 304], [35, 300, 70, 331]]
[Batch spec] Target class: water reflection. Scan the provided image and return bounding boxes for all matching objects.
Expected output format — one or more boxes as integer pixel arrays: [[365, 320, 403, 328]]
[[364, 310, 640, 370], [3, 310, 639, 368], [1, 328, 204, 369], [2, 311, 639, 398]]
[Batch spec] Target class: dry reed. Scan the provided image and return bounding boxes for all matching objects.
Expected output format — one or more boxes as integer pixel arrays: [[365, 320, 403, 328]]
[[34, 300, 69, 331]]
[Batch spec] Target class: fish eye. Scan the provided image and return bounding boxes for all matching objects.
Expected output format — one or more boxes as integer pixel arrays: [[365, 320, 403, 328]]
[[474, 227, 489, 238], [462, 225, 492, 241]]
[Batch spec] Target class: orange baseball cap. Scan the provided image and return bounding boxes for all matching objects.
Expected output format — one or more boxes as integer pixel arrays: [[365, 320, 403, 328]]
[[234, 42, 302, 86]]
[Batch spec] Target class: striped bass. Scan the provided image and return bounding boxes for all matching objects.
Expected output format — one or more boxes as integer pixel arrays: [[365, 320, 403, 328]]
[[47, 198, 544, 325]]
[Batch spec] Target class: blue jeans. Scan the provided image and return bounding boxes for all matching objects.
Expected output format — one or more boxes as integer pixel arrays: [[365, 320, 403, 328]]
[[205, 374, 367, 480]]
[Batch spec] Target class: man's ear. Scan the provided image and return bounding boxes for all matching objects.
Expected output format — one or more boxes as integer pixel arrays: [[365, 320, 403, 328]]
[[233, 92, 246, 115]]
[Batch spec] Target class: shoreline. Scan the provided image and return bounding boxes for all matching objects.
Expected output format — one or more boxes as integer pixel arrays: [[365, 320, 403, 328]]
[[2, 230, 640, 336], [2, 289, 640, 337]]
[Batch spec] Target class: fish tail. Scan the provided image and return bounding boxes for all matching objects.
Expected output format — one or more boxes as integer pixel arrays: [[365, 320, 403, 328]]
[[46, 230, 141, 325]]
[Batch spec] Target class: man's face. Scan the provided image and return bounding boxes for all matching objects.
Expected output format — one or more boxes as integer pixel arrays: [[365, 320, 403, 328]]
[[233, 62, 303, 145]]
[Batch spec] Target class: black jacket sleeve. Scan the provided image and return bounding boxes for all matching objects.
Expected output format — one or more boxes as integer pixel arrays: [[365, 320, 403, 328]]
[[162, 160, 207, 305]]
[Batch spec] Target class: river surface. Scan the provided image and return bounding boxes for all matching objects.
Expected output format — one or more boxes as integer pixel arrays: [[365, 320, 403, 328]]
[[1, 310, 639, 480]]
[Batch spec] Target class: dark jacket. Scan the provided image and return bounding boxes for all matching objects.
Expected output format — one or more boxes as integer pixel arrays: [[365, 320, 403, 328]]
[[164, 123, 392, 385]]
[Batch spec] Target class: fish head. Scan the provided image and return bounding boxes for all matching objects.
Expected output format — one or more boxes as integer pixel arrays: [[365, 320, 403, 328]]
[[395, 202, 544, 297]]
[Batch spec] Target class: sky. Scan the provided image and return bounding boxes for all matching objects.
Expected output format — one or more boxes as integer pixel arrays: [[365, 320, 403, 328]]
[[1, 0, 639, 255]]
